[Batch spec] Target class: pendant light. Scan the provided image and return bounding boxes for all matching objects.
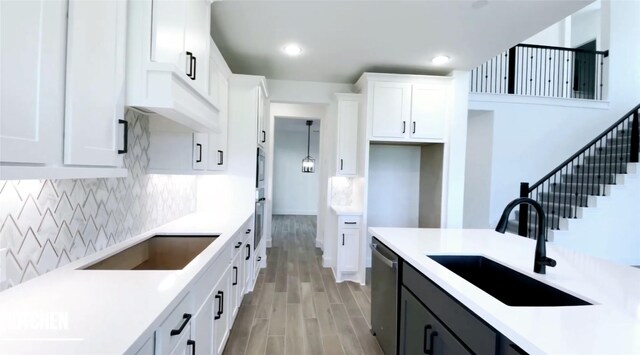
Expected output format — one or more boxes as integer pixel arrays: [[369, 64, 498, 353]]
[[301, 120, 315, 173]]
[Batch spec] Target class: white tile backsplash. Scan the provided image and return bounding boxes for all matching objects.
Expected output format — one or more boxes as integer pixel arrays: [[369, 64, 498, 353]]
[[0, 110, 197, 290], [330, 176, 354, 206]]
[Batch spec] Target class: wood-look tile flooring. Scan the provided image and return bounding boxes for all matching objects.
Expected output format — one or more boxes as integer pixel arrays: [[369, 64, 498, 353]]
[[223, 215, 382, 355]]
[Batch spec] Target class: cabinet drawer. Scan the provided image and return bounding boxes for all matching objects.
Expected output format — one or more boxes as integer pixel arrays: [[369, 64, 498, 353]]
[[402, 262, 497, 355], [156, 293, 193, 355], [231, 230, 244, 256], [338, 216, 360, 229], [400, 286, 470, 355]]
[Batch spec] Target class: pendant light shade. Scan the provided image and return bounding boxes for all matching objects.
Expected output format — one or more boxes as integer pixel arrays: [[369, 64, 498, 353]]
[[302, 120, 315, 173]]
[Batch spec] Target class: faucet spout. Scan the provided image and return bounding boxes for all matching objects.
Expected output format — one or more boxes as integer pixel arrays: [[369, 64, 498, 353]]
[[495, 197, 557, 274]]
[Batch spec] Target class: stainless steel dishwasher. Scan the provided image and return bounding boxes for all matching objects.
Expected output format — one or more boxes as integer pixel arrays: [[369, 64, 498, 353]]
[[370, 237, 399, 355]]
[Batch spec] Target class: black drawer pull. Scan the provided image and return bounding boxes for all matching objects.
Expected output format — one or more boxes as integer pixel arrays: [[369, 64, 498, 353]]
[[118, 119, 128, 154], [402, 121, 406, 133], [186, 51, 193, 79], [413, 121, 416, 134], [196, 143, 202, 163], [344, 221, 357, 225], [191, 55, 196, 80], [423, 324, 438, 354], [261, 130, 266, 143], [340, 159, 343, 170], [257, 256, 262, 262], [218, 291, 224, 315], [235, 242, 242, 249], [246, 244, 251, 260], [214, 294, 222, 320], [170, 313, 192, 336], [342, 233, 345, 246], [245, 229, 252, 234], [233, 266, 238, 285], [218, 150, 224, 165], [187, 339, 196, 355]]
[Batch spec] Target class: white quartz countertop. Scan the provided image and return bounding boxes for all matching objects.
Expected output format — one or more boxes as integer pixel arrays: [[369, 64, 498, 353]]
[[369, 227, 640, 355], [0, 209, 254, 355], [330, 205, 363, 215]]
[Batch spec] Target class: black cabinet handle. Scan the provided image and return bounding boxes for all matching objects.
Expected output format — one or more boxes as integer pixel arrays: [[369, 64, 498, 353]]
[[423, 325, 438, 354], [218, 290, 224, 315], [218, 150, 224, 165], [344, 221, 357, 225], [187, 339, 196, 355], [340, 159, 344, 170], [118, 119, 128, 154], [246, 244, 251, 260], [342, 233, 345, 246], [195, 143, 202, 163], [214, 293, 222, 320], [191, 55, 196, 80], [413, 121, 416, 134], [402, 121, 406, 133], [170, 313, 192, 336], [186, 51, 193, 79], [257, 256, 261, 262], [235, 242, 242, 249], [245, 229, 252, 234], [262, 130, 266, 143], [233, 266, 238, 285]]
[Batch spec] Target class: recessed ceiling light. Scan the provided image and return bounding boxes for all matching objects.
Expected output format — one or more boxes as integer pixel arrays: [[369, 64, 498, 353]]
[[431, 55, 451, 65], [283, 43, 303, 57]]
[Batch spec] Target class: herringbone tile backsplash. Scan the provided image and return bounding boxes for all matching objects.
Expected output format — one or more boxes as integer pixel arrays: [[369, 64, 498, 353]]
[[0, 110, 197, 290]]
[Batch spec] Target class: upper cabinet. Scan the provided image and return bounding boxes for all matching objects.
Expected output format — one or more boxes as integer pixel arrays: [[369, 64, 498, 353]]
[[358, 74, 452, 143], [64, 0, 127, 167], [335, 94, 360, 176], [147, 38, 232, 174], [257, 86, 269, 147], [127, 0, 219, 132], [1, 0, 127, 179]]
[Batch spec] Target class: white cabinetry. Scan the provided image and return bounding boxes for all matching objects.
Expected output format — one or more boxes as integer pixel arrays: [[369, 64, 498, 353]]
[[335, 94, 360, 176], [127, 0, 218, 132], [1, 0, 128, 179], [359, 74, 452, 142], [64, 0, 127, 167], [147, 39, 231, 174], [213, 270, 231, 355], [371, 82, 412, 139], [335, 215, 361, 280], [0, 0, 66, 165], [257, 85, 269, 147]]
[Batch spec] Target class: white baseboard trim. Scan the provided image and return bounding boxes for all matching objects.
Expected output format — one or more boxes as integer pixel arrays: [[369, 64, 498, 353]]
[[272, 209, 318, 216], [266, 239, 272, 248], [315, 239, 323, 249], [322, 256, 332, 269]]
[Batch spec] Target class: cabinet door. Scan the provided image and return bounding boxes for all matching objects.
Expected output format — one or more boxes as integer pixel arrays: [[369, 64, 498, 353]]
[[208, 71, 228, 171], [0, 0, 66, 164], [400, 286, 470, 355], [64, 0, 126, 166], [213, 269, 231, 355], [257, 86, 266, 146], [183, 0, 209, 91], [151, 0, 186, 70], [410, 84, 448, 140], [168, 324, 194, 355], [371, 82, 412, 138], [192, 133, 207, 170], [193, 293, 214, 355], [336, 99, 359, 176], [244, 240, 253, 291], [230, 253, 242, 321], [338, 228, 359, 273]]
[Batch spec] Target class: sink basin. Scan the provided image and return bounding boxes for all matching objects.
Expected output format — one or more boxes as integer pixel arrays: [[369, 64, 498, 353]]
[[428, 255, 591, 307], [83, 235, 218, 270]]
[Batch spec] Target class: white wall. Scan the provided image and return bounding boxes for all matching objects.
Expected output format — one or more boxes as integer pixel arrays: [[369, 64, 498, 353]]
[[553, 165, 640, 265], [463, 110, 494, 228], [469, 0, 640, 228], [367, 144, 421, 228], [267, 79, 353, 104], [272, 121, 321, 215]]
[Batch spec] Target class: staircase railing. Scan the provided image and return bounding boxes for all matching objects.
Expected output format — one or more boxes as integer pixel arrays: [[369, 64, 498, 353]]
[[517, 104, 640, 239], [470, 43, 609, 100]]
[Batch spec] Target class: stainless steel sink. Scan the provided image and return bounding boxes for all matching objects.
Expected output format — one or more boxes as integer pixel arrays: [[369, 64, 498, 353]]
[[428, 255, 592, 307], [83, 235, 218, 270]]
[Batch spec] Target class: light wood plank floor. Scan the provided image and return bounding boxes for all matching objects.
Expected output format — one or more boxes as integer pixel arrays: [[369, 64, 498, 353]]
[[223, 215, 382, 355]]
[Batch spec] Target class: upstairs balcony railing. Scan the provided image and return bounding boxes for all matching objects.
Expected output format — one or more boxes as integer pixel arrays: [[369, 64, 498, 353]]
[[470, 43, 609, 100]]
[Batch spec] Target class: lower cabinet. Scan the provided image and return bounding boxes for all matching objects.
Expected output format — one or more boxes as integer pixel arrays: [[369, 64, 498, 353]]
[[399, 286, 470, 355], [400, 262, 528, 355], [230, 251, 243, 323], [335, 215, 361, 282], [168, 324, 195, 355], [193, 295, 214, 355], [213, 269, 231, 355]]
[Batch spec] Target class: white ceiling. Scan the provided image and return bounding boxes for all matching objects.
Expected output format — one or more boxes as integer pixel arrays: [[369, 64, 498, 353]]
[[211, 0, 592, 83]]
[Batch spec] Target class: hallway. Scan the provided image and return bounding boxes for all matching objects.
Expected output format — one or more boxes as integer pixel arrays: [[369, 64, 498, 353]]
[[223, 215, 382, 355]]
